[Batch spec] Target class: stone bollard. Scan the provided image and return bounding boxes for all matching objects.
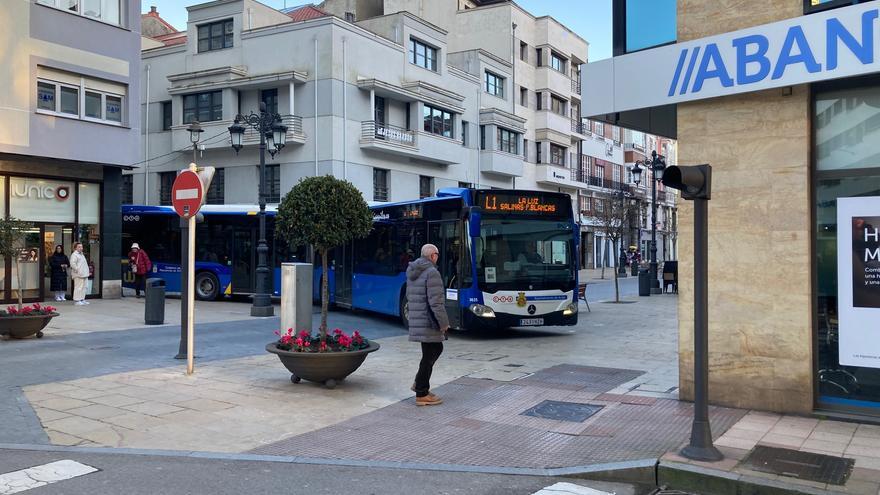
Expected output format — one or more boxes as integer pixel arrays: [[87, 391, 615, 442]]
[[280, 263, 313, 334]]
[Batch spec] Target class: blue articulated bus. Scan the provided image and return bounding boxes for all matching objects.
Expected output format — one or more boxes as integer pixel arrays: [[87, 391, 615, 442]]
[[121, 204, 301, 300], [327, 188, 579, 330]]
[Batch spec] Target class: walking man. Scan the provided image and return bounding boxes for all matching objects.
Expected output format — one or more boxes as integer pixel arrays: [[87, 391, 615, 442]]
[[406, 243, 449, 406], [69, 242, 90, 306]]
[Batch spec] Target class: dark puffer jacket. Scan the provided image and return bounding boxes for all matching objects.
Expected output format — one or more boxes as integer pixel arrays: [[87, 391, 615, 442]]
[[406, 257, 449, 342]]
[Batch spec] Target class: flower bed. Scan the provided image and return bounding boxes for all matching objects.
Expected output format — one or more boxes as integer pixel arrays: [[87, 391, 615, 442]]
[[273, 328, 370, 353]]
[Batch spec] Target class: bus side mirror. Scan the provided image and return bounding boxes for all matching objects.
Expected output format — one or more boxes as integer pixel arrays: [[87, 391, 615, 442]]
[[468, 208, 481, 238]]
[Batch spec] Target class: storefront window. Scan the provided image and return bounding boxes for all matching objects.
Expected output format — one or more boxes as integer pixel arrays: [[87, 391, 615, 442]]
[[815, 83, 880, 414], [78, 183, 101, 296]]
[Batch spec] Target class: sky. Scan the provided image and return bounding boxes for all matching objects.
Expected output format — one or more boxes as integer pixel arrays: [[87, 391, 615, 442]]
[[142, 0, 614, 61]]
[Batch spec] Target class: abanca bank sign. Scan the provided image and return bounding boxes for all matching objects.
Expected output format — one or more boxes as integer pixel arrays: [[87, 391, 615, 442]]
[[583, 1, 880, 115]]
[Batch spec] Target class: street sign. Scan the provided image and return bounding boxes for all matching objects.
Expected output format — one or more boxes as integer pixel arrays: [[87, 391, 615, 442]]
[[171, 170, 203, 219]]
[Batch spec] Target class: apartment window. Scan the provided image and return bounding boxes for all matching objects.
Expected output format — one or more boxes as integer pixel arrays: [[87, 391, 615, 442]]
[[458, 182, 472, 189], [551, 95, 566, 116], [520, 41, 528, 62], [625, 0, 676, 53], [497, 128, 518, 154], [159, 171, 176, 206], [594, 121, 605, 137], [480, 125, 486, 150], [423, 104, 453, 138], [550, 143, 565, 166], [59, 86, 79, 115], [37, 0, 121, 26], [344, 12, 356, 22], [205, 168, 224, 204], [198, 19, 233, 53], [550, 52, 566, 73], [121, 174, 133, 205], [183, 91, 222, 124], [37, 77, 124, 124], [520, 87, 528, 107], [485, 71, 504, 98], [536, 47, 543, 66], [261, 89, 278, 115], [419, 175, 433, 199], [536, 91, 543, 110], [266, 164, 281, 203], [613, 164, 621, 183], [162, 101, 172, 130], [612, 126, 621, 144], [373, 168, 388, 201], [409, 38, 437, 71], [523, 139, 528, 160], [537, 143, 542, 163], [461, 121, 469, 146]]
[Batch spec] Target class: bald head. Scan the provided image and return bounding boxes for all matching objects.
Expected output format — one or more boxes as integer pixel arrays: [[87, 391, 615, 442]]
[[421, 244, 439, 258]]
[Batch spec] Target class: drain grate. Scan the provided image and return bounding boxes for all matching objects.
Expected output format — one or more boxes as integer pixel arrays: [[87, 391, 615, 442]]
[[520, 400, 603, 423], [743, 445, 854, 485]]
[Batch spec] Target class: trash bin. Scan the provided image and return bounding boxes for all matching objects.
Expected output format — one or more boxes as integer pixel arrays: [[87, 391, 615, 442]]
[[638, 269, 651, 297], [145, 278, 166, 325]]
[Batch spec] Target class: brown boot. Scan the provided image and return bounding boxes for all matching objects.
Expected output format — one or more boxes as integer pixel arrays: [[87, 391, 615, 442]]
[[416, 393, 442, 406]]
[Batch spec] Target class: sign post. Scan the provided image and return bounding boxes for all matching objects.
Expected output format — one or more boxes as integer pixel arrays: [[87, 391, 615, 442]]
[[171, 164, 213, 375]]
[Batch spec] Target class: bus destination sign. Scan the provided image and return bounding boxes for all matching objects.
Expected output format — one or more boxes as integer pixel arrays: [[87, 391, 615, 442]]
[[478, 192, 566, 215]]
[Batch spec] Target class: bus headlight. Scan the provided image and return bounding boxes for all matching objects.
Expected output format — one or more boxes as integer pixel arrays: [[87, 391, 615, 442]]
[[469, 304, 496, 318], [563, 303, 578, 316]]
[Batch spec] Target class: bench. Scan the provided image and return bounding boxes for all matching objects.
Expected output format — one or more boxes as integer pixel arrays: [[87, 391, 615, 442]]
[[577, 283, 591, 313]]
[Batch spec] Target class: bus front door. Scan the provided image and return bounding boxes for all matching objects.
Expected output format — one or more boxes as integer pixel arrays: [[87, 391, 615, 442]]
[[428, 220, 461, 329]]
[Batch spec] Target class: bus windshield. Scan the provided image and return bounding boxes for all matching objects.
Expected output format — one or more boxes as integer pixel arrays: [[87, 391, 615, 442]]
[[475, 218, 574, 291]]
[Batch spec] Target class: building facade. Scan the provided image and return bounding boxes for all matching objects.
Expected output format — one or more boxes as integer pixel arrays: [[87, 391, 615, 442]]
[[0, 0, 141, 301], [584, 0, 880, 418], [134, 0, 676, 276]]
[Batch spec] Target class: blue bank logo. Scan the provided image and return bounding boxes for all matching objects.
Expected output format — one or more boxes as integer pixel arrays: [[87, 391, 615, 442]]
[[668, 8, 878, 97]]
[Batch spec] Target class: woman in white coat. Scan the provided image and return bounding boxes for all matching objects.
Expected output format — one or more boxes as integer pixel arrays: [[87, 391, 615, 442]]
[[69, 242, 90, 306]]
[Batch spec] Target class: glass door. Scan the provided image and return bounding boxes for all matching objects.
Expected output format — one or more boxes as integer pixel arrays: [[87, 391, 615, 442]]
[[43, 225, 74, 300], [428, 220, 461, 329], [232, 228, 255, 293], [10, 226, 42, 303]]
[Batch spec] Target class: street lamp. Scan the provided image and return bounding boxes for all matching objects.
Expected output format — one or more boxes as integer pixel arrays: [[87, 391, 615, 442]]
[[632, 151, 666, 294], [187, 121, 204, 163], [228, 102, 287, 317]]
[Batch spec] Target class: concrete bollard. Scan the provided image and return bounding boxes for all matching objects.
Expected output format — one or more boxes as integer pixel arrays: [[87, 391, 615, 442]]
[[280, 263, 313, 334]]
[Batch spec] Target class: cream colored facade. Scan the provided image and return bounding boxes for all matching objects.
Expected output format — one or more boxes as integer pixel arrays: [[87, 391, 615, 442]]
[[675, 1, 814, 413]]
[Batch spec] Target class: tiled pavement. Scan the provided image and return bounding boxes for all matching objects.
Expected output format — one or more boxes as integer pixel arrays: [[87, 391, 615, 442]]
[[250, 364, 747, 469]]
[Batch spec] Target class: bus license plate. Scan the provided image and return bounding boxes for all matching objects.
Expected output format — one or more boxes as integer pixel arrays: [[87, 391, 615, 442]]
[[519, 318, 543, 326]]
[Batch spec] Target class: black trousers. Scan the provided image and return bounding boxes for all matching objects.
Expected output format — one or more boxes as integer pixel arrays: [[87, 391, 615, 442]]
[[414, 342, 444, 397], [134, 274, 145, 295]]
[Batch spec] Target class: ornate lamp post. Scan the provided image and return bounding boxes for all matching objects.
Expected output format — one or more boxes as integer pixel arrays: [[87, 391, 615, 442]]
[[631, 151, 665, 294], [228, 102, 287, 317]]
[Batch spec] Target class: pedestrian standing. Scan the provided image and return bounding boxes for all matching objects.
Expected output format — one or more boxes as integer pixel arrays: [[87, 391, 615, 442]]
[[69, 242, 89, 306], [48, 245, 69, 301], [405, 243, 449, 406], [128, 243, 152, 298]]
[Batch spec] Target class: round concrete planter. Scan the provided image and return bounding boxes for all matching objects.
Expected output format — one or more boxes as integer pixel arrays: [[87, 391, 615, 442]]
[[265, 341, 380, 389], [0, 314, 57, 339]]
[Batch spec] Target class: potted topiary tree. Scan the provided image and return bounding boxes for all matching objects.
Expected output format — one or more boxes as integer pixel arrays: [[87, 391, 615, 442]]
[[0, 217, 58, 339], [266, 176, 377, 388]]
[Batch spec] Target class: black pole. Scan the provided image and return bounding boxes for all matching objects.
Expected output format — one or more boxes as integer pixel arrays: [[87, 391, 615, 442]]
[[251, 104, 273, 317], [650, 162, 660, 293], [617, 188, 627, 277], [680, 197, 723, 461]]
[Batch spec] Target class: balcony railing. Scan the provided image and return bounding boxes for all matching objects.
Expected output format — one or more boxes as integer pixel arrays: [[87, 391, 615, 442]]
[[571, 119, 584, 134], [361, 121, 416, 146], [242, 115, 303, 144], [572, 79, 581, 93]]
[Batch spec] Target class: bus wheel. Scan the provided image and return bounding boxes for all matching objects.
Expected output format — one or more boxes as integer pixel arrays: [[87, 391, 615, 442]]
[[195, 272, 220, 300], [399, 294, 409, 328]]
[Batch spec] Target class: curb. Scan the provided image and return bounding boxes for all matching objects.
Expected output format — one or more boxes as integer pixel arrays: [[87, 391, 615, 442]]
[[0, 442, 657, 480], [658, 460, 850, 495]]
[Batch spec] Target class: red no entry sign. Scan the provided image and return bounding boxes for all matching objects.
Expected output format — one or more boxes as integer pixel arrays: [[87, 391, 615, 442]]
[[171, 170, 204, 218]]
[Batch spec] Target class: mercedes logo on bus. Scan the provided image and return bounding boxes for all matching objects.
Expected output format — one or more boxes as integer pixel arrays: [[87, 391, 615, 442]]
[[527, 305, 536, 315]]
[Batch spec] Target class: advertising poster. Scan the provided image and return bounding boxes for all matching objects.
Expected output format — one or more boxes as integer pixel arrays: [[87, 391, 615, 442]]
[[838, 197, 880, 368]]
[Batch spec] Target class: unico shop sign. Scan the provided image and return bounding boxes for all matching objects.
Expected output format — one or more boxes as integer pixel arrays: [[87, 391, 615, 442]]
[[9, 178, 76, 223], [583, 1, 880, 115]]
